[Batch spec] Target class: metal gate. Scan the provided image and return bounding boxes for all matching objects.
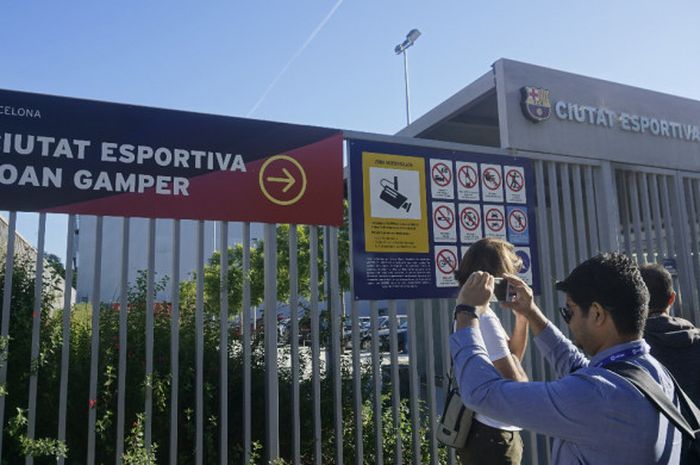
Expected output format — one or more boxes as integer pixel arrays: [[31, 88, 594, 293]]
[[1, 140, 699, 465]]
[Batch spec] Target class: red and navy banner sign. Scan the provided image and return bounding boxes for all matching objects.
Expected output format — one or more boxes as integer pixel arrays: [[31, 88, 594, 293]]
[[0, 89, 343, 225]]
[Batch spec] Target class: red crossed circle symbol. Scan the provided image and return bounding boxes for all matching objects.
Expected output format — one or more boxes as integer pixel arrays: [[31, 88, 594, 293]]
[[458, 164, 478, 189], [485, 207, 505, 232], [460, 207, 480, 231], [432, 162, 452, 187], [436, 248, 458, 275], [482, 167, 502, 191], [506, 169, 524, 192], [508, 209, 527, 233], [433, 205, 454, 230]]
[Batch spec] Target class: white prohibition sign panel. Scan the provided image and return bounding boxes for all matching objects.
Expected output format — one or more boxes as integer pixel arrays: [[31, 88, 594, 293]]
[[432, 202, 457, 242], [430, 159, 455, 200], [434, 245, 459, 288], [484, 205, 507, 240], [458, 203, 483, 243], [504, 165, 527, 204], [481, 164, 504, 203], [456, 161, 480, 201], [460, 206, 480, 231]]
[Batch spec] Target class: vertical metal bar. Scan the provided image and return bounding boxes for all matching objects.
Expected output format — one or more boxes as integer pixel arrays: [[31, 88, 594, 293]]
[[547, 163, 567, 319], [670, 173, 698, 316], [535, 161, 555, 322], [219, 221, 229, 465], [345, 140, 364, 465], [649, 175, 667, 258], [528, 160, 561, 463], [289, 225, 301, 465], [583, 166, 600, 254], [195, 220, 204, 465], [370, 301, 384, 465], [595, 161, 621, 252], [242, 223, 252, 464], [0, 211, 15, 460], [691, 179, 700, 326], [116, 218, 130, 465], [639, 174, 657, 263], [560, 164, 578, 270], [145, 219, 156, 449], [388, 300, 403, 465], [618, 171, 633, 257], [86, 216, 104, 465], [628, 173, 646, 263], [438, 299, 455, 465], [422, 300, 438, 465], [169, 220, 180, 465], [571, 166, 588, 260], [659, 176, 677, 256], [406, 301, 421, 465], [57, 214, 76, 465], [329, 227, 343, 465], [264, 223, 279, 462], [534, 161, 553, 390], [310, 226, 322, 465], [25, 213, 46, 465], [350, 295, 364, 465], [684, 180, 700, 311]]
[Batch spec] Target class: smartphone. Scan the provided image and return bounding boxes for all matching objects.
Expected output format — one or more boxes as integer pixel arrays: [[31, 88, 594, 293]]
[[492, 278, 515, 302]]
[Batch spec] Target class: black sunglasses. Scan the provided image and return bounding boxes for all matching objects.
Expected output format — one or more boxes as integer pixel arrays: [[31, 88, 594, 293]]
[[559, 306, 573, 324]]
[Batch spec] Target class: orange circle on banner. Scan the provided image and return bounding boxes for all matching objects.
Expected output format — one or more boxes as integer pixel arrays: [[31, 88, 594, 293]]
[[258, 155, 308, 206]]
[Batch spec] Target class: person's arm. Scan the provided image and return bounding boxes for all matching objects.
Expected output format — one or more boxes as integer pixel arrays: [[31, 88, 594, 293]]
[[508, 313, 529, 361], [450, 326, 605, 443], [478, 310, 528, 382], [455, 272, 527, 382], [501, 273, 589, 376]]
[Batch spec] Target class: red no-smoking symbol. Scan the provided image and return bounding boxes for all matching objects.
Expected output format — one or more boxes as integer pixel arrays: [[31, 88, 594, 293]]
[[433, 205, 454, 230], [432, 162, 452, 187], [436, 249, 458, 275], [460, 207, 480, 231], [458, 165, 478, 189], [482, 168, 502, 191], [508, 209, 528, 233], [485, 208, 505, 232], [506, 169, 524, 192]]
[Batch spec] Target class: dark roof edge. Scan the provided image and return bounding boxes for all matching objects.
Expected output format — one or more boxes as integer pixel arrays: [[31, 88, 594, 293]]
[[395, 69, 496, 138]]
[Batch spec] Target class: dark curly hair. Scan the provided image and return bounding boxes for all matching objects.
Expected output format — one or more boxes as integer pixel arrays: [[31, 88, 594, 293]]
[[455, 238, 522, 286], [639, 264, 674, 313], [555, 253, 649, 337]]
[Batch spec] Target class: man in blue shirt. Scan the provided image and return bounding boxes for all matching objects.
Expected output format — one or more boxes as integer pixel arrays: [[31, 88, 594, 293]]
[[451, 253, 683, 464]]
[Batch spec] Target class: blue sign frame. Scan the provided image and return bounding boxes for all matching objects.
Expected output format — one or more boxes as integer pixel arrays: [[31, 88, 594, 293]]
[[349, 139, 540, 300]]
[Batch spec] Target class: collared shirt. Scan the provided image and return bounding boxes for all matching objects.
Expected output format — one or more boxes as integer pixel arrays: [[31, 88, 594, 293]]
[[450, 322, 683, 465]]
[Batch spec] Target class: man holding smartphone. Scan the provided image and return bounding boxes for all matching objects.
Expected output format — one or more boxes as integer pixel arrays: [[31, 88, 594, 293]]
[[451, 253, 683, 464]]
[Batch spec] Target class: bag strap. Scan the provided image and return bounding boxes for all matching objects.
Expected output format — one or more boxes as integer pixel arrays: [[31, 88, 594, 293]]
[[606, 361, 700, 440]]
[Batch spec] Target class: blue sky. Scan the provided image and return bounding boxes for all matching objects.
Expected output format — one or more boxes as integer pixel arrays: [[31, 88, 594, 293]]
[[2, 0, 700, 261]]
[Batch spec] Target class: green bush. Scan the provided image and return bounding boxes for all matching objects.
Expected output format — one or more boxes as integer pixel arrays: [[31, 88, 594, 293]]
[[0, 225, 444, 464]]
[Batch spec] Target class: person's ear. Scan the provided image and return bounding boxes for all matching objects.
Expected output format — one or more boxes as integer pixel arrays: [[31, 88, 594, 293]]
[[668, 292, 676, 309], [589, 302, 607, 326]]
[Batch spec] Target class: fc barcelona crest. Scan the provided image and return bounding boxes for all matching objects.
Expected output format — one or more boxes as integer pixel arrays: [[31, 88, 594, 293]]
[[520, 86, 551, 123]]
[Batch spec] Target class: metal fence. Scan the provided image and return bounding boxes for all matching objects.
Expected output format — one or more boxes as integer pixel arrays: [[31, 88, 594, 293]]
[[1, 138, 699, 465]]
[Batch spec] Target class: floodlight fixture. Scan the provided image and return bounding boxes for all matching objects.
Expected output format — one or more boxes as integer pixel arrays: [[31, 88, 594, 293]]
[[394, 29, 421, 125]]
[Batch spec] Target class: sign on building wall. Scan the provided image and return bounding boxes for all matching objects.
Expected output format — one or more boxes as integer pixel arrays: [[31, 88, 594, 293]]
[[497, 59, 700, 172], [0, 89, 343, 225], [349, 139, 539, 300]]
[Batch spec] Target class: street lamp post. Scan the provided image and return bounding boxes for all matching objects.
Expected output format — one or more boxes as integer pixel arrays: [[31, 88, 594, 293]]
[[394, 28, 421, 126]]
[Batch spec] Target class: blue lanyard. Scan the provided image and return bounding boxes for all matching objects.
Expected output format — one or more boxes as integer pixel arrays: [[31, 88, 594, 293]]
[[593, 345, 648, 368]]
